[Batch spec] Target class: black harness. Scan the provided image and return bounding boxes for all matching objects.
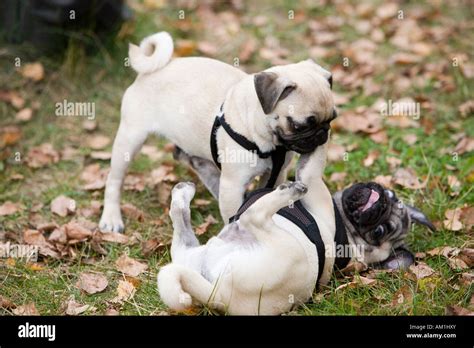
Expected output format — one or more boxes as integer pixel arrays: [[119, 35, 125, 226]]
[[229, 188, 351, 284], [210, 106, 287, 189]]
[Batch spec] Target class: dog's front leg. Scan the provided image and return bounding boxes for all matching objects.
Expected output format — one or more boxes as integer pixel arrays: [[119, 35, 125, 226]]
[[218, 165, 253, 223], [100, 123, 148, 232]]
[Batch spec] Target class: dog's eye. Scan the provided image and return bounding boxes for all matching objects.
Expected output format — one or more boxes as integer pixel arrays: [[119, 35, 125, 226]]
[[373, 225, 385, 239]]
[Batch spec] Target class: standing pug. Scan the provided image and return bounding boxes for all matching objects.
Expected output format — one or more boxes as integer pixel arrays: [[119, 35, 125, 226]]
[[100, 31, 335, 232]]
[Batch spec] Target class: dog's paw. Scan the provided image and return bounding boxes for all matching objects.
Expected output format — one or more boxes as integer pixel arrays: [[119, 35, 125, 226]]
[[172, 182, 196, 203], [99, 208, 124, 233]]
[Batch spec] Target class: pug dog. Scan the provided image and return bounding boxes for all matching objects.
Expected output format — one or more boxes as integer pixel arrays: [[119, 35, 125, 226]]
[[157, 142, 435, 315], [99, 31, 335, 232]]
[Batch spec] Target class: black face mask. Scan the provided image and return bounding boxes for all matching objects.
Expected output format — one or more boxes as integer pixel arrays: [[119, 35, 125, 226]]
[[277, 122, 330, 154]]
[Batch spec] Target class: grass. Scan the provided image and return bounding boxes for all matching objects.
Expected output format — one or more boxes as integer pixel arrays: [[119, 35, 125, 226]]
[[0, 0, 473, 315]]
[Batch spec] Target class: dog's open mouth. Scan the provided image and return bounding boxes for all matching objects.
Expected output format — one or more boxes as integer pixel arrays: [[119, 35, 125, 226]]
[[359, 189, 380, 212], [343, 183, 387, 227]]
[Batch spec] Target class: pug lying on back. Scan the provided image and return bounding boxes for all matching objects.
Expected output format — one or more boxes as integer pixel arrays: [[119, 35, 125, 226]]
[[99, 31, 335, 232], [158, 142, 435, 315]]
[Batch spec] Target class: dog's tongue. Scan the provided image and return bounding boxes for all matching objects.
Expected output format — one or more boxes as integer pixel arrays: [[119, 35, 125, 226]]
[[361, 189, 380, 212]]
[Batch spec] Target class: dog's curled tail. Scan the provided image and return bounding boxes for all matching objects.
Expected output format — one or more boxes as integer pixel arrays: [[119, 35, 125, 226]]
[[158, 264, 222, 312], [128, 31, 174, 74]]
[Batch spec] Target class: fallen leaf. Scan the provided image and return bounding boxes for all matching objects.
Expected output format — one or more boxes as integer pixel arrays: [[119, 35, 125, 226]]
[[140, 145, 164, 161], [141, 238, 166, 257], [459, 248, 474, 267], [445, 305, 473, 316], [97, 232, 129, 244], [82, 120, 97, 131], [64, 221, 93, 241], [338, 260, 368, 275], [409, 262, 435, 279], [335, 275, 377, 292], [454, 136, 474, 155], [447, 175, 461, 195], [115, 254, 148, 277], [111, 280, 136, 304], [195, 214, 217, 235], [81, 163, 108, 191], [0, 295, 16, 309], [25, 143, 60, 168], [0, 90, 25, 109], [403, 134, 418, 145], [87, 135, 110, 150], [48, 227, 67, 244], [197, 41, 218, 56], [194, 199, 211, 206], [121, 203, 145, 221], [327, 143, 346, 162], [0, 201, 23, 216], [12, 302, 39, 315], [460, 206, 474, 230], [51, 195, 76, 217], [369, 130, 388, 144], [65, 298, 93, 315], [373, 175, 393, 189], [16, 108, 33, 122], [23, 229, 46, 245], [391, 285, 413, 306], [386, 156, 402, 170], [104, 307, 120, 316], [459, 100, 474, 117], [90, 151, 111, 160], [175, 40, 196, 56], [20, 62, 44, 81], [443, 208, 463, 231], [392, 167, 426, 190], [363, 150, 380, 167], [76, 272, 108, 294]]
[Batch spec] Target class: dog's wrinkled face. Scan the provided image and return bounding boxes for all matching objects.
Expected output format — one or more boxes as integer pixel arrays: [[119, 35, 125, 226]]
[[254, 59, 336, 154], [338, 182, 435, 269]]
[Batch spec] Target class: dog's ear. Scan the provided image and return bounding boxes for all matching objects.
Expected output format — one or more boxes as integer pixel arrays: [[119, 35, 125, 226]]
[[406, 205, 436, 232], [303, 58, 332, 89], [378, 247, 415, 270], [254, 72, 296, 114]]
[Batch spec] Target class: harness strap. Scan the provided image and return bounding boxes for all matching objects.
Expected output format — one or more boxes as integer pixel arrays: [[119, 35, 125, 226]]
[[210, 106, 287, 189], [230, 188, 350, 284]]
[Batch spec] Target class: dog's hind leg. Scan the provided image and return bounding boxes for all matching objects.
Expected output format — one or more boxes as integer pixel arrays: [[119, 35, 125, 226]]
[[239, 182, 308, 236], [173, 147, 220, 199], [169, 182, 200, 260], [100, 121, 148, 232]]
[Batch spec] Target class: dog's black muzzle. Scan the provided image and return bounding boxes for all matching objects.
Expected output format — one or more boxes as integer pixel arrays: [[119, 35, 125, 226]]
[[277, 122, 331, 154]]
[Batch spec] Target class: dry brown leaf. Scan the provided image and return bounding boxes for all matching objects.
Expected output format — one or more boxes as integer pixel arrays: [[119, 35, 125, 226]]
[[369, 130, 388, 144], [443, 208, 463, 231], [76, 272, 108, 294], [121, 203, 145, 221], [25, 143, 60, 168], [175, 40, 196, 56], [392, 167, 426, 190], [147, 165, 177, 186], [16, 108, 33, 122], [195, 214, 217, 235], [20, 62, 44, 81], [447, 175, 461, 196], [459, 100, 474, 117], [65, 298, 93, 315], [23, 229, 46, 245], [81, 163, 108, 191], [140, 145, 164, 161], [64, 221, 93, 241], [13, 302, 40, 315], [373, 175, 393, 189], [87, 135, 110, 150], [194, 199, 211, 206], [338, 260, 368, 275], [363, 150, 380, 167], [447, 257, 469, 271], [0, 90, 25, 109], [111, 280, 136, 304], [98, 232, 129, 244], [82, 120, 97, 131], [115, 254, 148, 277], [327, 143, 346, 162], [239, 38, 257, 62], [409, 262, 435, 279], [454, 136, 474, 155], [51, 195, 76, 217], [459, 248, 474, 268], [0, 295, 16, 309], [335, 276, 377, 292], [445, 305, 473, 316], [141, 238, 167, 257], [403, 134, 418, 145], [460, 206, 474, 230], [391, 285, 413, 306], [90, 151, 111, 160], [197, 41, 218, 56], [0, 201, 23, 216], [48, 228, 67, 244], [104, 307, 120, 316], [386, 156, 402, 171]]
